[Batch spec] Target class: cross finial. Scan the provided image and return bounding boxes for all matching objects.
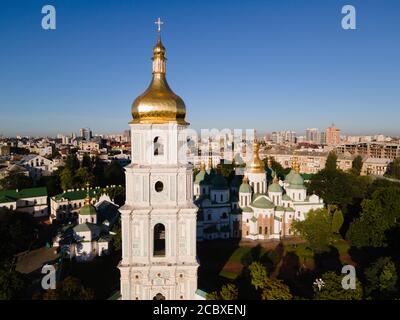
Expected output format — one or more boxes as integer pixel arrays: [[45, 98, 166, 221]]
[[155, 17, 164, 33]]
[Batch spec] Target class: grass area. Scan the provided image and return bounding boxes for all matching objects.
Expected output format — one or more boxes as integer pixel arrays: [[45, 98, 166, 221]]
[[228, 247, 252, 263], [219, 247, 254, 280]]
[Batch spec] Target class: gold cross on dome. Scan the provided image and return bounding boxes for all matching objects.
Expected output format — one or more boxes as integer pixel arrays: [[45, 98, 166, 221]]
[[155, 17, 164, 33]]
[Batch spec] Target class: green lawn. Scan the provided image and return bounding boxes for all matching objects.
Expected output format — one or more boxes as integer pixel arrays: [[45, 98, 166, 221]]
[[219, 247, 252, 280]]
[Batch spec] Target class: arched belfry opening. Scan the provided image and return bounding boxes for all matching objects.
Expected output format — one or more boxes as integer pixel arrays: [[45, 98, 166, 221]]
[[153, 293, 166, 300], [153, 136, 164, 156], [153, 223, 166, 256]]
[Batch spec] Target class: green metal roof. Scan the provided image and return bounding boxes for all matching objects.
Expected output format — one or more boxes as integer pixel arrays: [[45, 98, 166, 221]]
[[284, 169, 296, 184], [73, 222, 99, 233], [275, 206, 285, 211], [53, 188, 97, 201], [242, 206, 253, 213], [80, 204, 97, 215], [251, 196, 275, 209], [282, 194, 292, 201], [239, 183, 252, 193], [250, 216, 257, 222], [287, 184, 307, 190], [290, 173, 304, 186], [268, 183, 282, 193], [0, 187, 47, 203]]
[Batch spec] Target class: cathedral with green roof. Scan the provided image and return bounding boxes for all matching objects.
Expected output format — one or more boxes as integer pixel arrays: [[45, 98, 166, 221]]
[[194, 141, 324, 241]]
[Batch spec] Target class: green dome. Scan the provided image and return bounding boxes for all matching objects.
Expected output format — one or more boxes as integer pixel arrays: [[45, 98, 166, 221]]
[[211, 174, 228, 190], [80, 204, 97, 216], [242, 206, 253, 213], [290, 173, 304, 186], [284, 169, 296, 184], [251, 196, 275, 209], [239, 182, 252, 193], [269, 182, 282, 193]]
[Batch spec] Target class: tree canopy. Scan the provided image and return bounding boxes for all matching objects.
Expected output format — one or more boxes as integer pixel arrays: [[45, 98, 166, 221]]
[[314, 271, 363, 300], [292, 208, 343, 253]]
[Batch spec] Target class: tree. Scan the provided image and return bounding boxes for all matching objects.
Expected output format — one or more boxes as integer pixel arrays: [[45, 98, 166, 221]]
[[331, 209, 344, 234], [65, 154, 80, 174], [0, 172, 33, 191], [112, 223, 122, 251], [92, 156, 105, 186], [81, 154, 92, 171], [248, 261, 268, 290], [263, 157, 290, 180], [60, 168, 73, 191], [308, 167, 370, 213], [0, 208, 35, 264], [351, 155, 363, 176], [386, 158, 400, 180], [73, 167, 94, 188], [206, 284, 238, 300], [364, 257, 398, 299], [247, 261, 292, 300], [346, 186, 400, 248], [104, 161, 125, 186], [292, 209, 337, 253], [325, 151, 338, 171], [0, 267, 27, 300], [42, 276, 94, 300], [261, 278, 292, 300], [314, 271, 363, 300], [220, 284, 239, 300]]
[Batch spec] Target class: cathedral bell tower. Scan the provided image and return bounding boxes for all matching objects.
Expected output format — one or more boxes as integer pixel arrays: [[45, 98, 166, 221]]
[[119, 19, 198, 300]]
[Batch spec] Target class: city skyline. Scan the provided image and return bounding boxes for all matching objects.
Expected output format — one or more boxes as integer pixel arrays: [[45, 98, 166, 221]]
[[1, 0, 400, 136]]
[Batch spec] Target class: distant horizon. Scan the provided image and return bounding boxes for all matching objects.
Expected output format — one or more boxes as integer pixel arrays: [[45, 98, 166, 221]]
[[1, 127, 399, 139], [1, 0, 399, 136]]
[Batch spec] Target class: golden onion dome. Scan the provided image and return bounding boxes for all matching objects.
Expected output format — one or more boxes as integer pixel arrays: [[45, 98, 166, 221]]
[[247, 140, 265, 174], [131, 34, 188, 125]]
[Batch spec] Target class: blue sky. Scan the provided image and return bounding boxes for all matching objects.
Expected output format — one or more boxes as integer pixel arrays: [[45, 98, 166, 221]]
[[0, 0, 399, 136]]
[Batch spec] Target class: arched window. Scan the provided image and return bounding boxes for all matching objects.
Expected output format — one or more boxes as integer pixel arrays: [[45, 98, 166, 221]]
[[153, 293, 166, 300], [222, 212, 227, 219], [220, 194, 223, 202], [265, 226, 268, 235], [153, 137, 164, 156], [153, 223, 166, 257], [208, 214, 211, 221], [259, 226, 262, 234]]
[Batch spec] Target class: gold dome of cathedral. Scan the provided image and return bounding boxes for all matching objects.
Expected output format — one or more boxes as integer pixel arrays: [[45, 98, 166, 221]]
[[131, 30, 188, 125], [247, 140, 265, 174]]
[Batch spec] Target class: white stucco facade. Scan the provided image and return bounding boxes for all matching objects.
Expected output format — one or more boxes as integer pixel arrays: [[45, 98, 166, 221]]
[[119, 123, 198, 300]]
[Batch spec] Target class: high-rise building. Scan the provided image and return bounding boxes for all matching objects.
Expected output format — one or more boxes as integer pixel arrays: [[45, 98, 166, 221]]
[[306, 128, 319, 144], [326, 124, 341, 146], [80, 128, 92, 141], [119, 22, 198, 300]]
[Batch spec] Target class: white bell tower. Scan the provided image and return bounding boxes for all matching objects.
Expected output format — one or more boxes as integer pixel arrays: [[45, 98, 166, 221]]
[[119, 19, 198, 300]]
